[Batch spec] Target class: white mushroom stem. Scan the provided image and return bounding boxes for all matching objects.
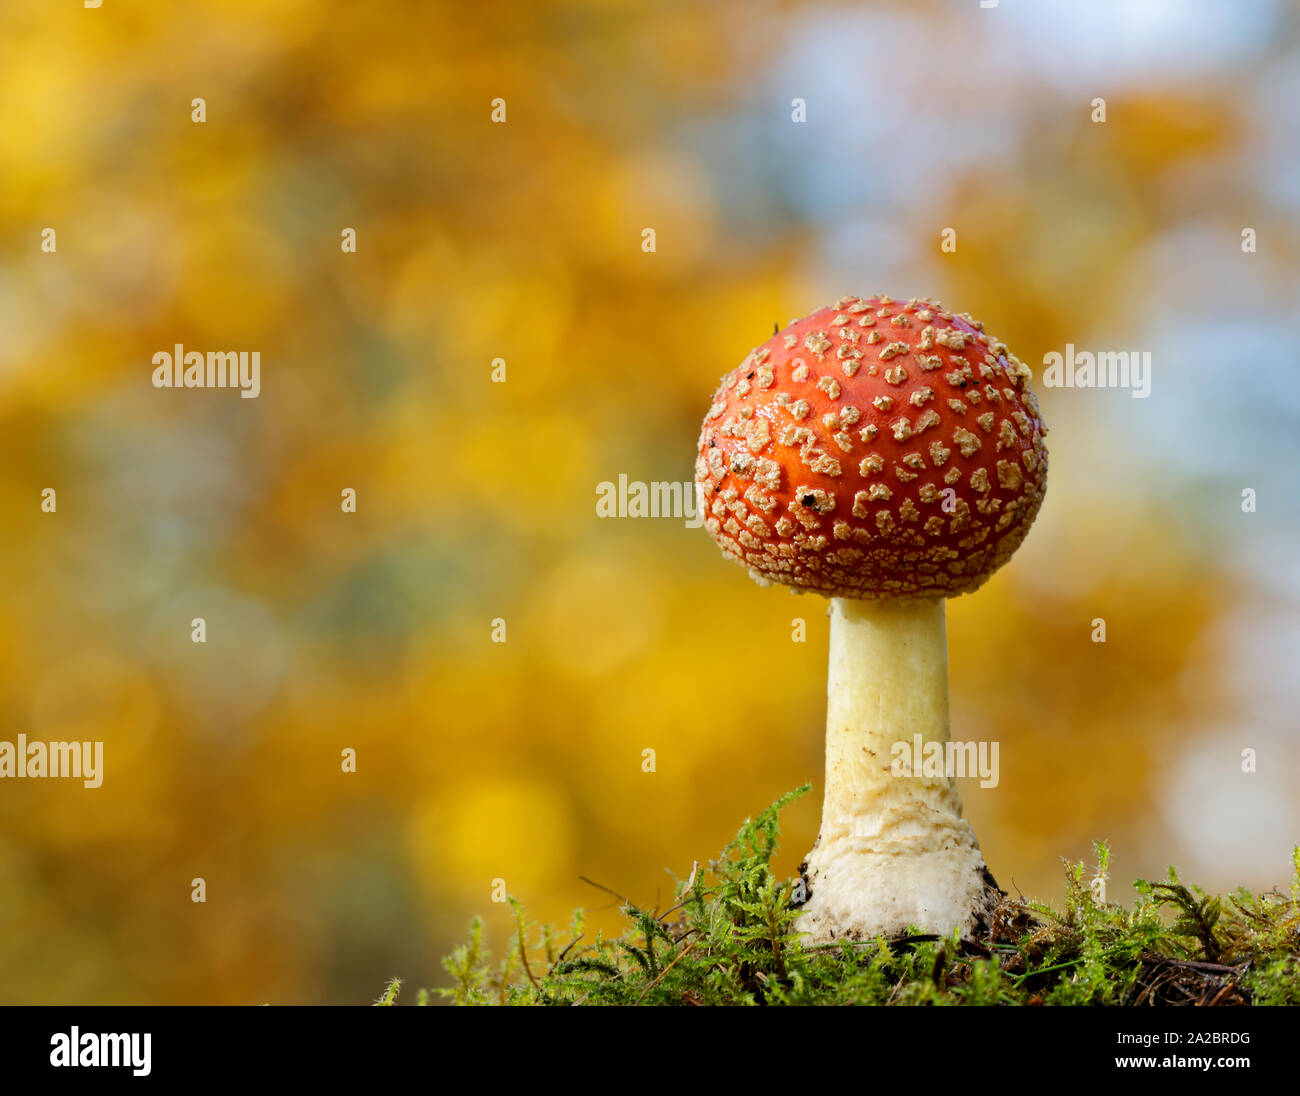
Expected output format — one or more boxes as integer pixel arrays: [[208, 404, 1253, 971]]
[[795, 596, 999, 943]]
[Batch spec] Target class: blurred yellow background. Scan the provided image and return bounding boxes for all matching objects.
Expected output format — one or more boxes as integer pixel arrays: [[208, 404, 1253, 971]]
[[0, 0, 1297, 1003]]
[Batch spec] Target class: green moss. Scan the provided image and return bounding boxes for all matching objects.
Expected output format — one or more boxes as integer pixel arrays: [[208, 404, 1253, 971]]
[[388, 787, 1300, 1006]]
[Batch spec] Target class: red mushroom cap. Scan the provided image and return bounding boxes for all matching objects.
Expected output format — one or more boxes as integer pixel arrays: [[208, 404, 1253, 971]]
[[695, 295, 1048, 599]]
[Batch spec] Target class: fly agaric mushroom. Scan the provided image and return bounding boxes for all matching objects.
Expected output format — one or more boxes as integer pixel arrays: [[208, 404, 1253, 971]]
[[694, 294, 1048, 942]]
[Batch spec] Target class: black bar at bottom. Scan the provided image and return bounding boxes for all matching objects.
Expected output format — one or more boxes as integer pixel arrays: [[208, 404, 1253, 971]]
[[0, 1003, 1288, 1082]]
